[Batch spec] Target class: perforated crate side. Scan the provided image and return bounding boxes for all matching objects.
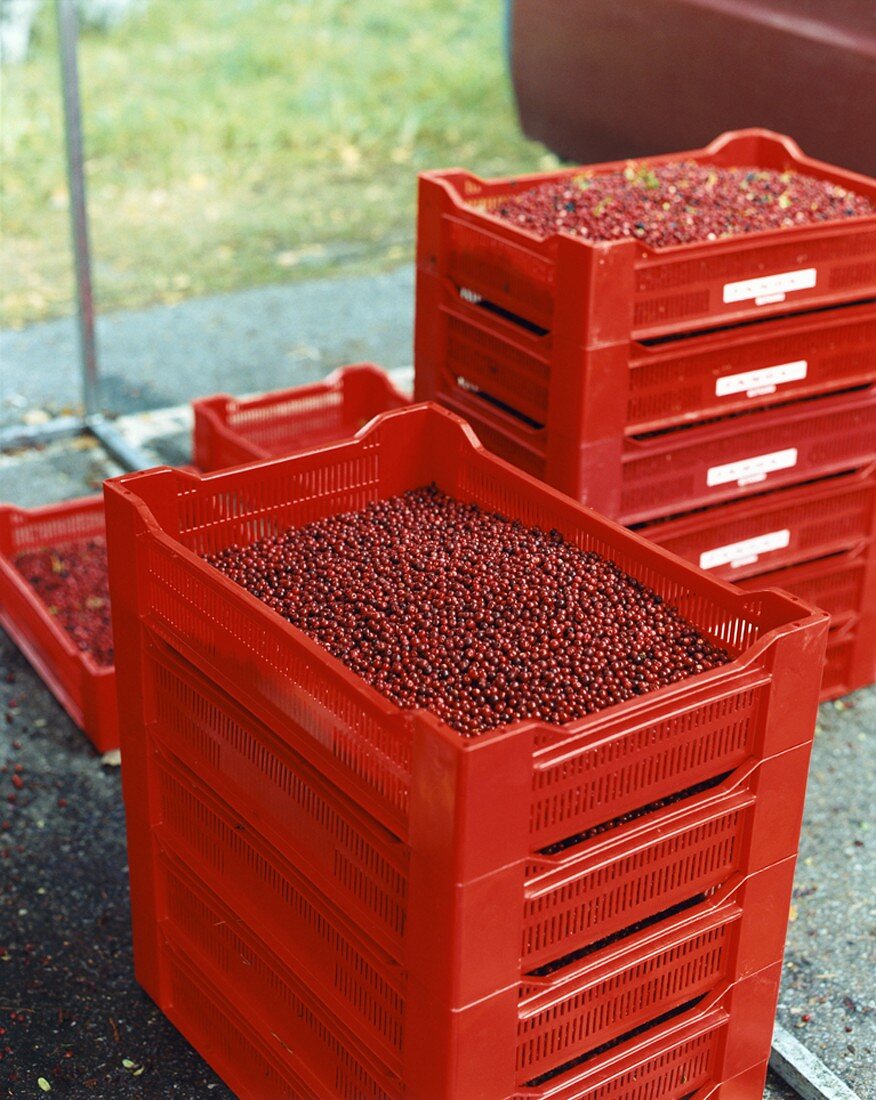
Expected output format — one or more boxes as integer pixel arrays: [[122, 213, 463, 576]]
[[616, 385, 876, 524], [736, 545, 871, 620], [193, 364, 410, 471], [0, 497, 117, 752], [737, 541, 876, 701], [417, 128, 876, 342], [819, 615, 876, 702], [638, 464, 876, 583], [143, 634, 410, 957], [159, 935, 373, 1100], [151, 744, 407, 1071], [414, 271, 876, 451], [158, 849, 402, 1099], [626, 302, 876, 433]]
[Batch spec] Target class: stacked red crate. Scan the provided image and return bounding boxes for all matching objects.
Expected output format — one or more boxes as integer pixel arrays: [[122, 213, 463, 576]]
[[105, 404, 827, 1098], [414, 129, 876, 699], [639, 469, 876, 700]]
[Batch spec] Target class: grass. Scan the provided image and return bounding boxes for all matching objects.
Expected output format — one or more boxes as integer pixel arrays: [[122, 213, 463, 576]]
[[0, 0, 555, 328]]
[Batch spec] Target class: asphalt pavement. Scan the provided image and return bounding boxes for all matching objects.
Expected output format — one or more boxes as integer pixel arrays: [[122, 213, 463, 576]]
[[0, 266, 414, 431]]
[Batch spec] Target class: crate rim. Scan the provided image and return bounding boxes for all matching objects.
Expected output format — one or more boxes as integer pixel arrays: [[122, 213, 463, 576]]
[[191, 361, 403, 425], [151, 744, 408, 981], [105, 403, 828, 750], [422, 127, 876, 258]]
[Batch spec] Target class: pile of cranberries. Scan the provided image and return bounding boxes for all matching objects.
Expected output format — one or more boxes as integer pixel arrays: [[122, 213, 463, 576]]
[[487, 161, 873, 249], [206, 486, 728, 736], [16, 538, 114, 667]]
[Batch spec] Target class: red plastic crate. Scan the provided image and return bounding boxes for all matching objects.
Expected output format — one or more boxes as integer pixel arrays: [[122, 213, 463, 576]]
[[638, 469, 876, 700], [105, 404, 827, 1096], [0, 496, 117, 752], [738, 547, 875, 621], [417, 129, 876, 344], [154, 796, 797, 1099], [192, 363, 409, 471], [415, 273, 876, 444], [434, 380, 876, 524], [103, 404, 828, 844], [157, 936, 784, 1100], [638, 465, 876, 583], [819, 616, 876, 702], [143, 633, 811, 976], [736, 545, 876, 701]]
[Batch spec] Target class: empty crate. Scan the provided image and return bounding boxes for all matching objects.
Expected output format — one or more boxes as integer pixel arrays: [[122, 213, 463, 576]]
[[193, 363, 409, 471]]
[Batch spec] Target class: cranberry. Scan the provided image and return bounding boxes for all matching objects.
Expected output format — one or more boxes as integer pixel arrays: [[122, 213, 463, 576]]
[[205, 485, 728, 737], [487, 161, 873, 248], [15, 538, 114, 667]]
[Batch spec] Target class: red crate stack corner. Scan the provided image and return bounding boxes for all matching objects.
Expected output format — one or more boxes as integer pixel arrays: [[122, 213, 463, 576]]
[[192, 362, 410, 471], [640, 464, 876, 701], [0, 495, 117, 752], [415, 129, 876, 702], [104, 403, 828, 1098], [736, 549, 876, 702], [415, 278, 876, 513]]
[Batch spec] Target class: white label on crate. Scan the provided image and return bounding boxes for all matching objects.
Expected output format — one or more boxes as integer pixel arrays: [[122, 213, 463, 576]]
[[715, 360, 808, 399], [707, 447, 798, 487], [699, 529, 791, 571], [722, 268, 817, 305]]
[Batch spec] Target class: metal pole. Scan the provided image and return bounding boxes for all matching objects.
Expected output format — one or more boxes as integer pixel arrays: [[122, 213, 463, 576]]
[[55, 0, 99, 419]]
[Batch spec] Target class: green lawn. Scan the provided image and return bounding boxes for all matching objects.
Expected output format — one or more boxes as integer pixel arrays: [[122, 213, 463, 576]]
[[0, 0, 554, 328]]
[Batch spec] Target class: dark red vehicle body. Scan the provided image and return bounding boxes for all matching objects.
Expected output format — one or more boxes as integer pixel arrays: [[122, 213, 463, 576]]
[[509, 0, 876, 176]]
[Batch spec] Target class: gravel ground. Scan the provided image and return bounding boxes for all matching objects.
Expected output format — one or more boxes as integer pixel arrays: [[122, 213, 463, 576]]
[[773, 688, 876, 1093], [1, 429, 873, 1099], [0, 630, 233, 1099]]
